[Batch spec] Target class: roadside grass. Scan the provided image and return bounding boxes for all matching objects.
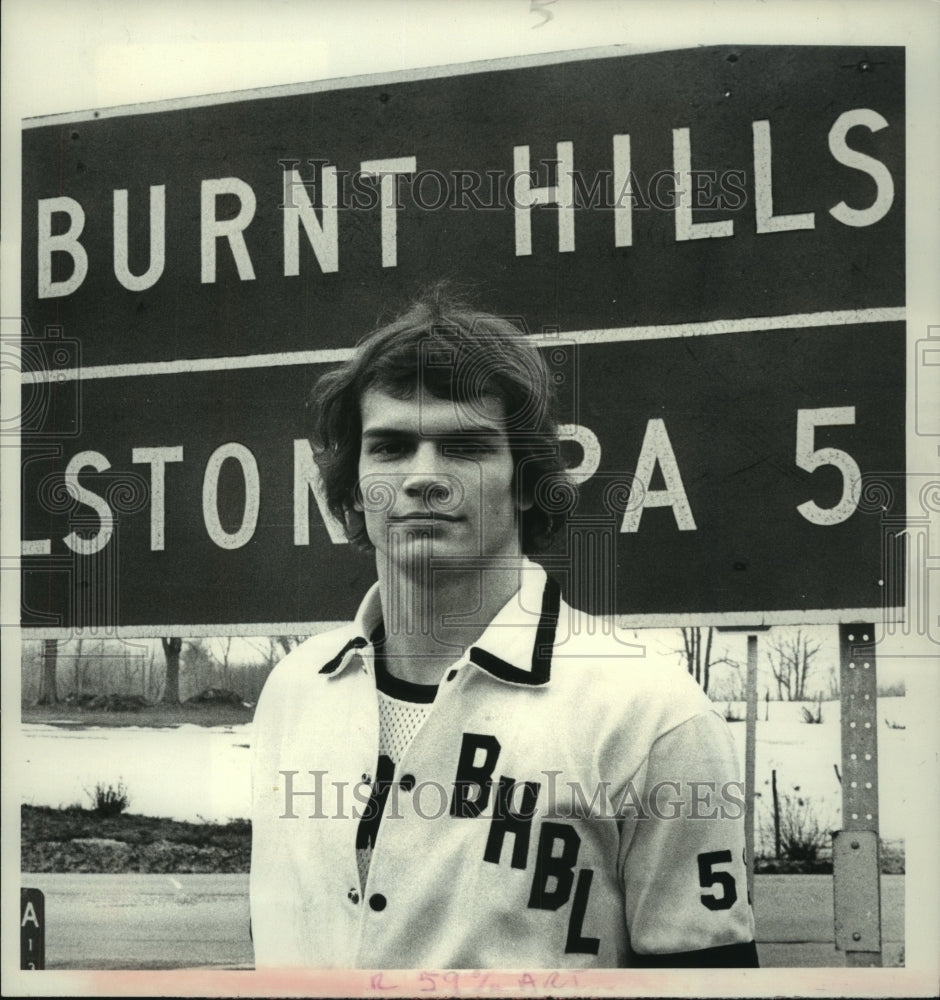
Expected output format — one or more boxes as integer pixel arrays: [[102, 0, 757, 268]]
[[756, 837, 904, 875], [879, 838, 906, 875], [21, 701, 253, 729], [22, 804, 251, 873], [22, 803, 906, 876]]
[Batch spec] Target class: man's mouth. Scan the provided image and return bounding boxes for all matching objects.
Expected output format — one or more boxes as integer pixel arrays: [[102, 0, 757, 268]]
[[389, 513, 462, 522]]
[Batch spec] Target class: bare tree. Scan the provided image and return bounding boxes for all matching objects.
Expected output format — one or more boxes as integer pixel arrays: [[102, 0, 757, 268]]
[[71, 637, 85, 698], [824, 661, 840, 700], [21, 641, 41, 704], [707, 659, 745, 702], [239, 636, 306, 699], [141, 645, 153, 699], [218, 636, 234, 688], [765, 629, 822, 701], [161, 637, 182, 704], [249, 636, 301, 669], [182, 638, 216, 698], [275, 636, 304, 656], [38, 638, 59, 705], [678, 627, 734, 696]]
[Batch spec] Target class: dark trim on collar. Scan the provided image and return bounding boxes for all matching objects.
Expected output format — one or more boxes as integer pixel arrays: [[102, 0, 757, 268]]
[[469, 575, 561, 686], [533, 573, 561, 675], [319, 636, 368, 675], [373, 644, 439, 704]]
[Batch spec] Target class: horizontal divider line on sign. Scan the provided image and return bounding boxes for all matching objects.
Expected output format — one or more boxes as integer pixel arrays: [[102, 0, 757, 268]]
[[22, 306, 906, 384], [18, 606, 904, 638]]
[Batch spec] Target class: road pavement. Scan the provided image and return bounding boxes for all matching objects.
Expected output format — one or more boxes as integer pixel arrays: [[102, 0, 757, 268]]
[[19, 873, 904, 969]]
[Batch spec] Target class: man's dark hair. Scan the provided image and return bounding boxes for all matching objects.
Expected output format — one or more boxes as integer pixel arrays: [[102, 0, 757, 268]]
[[307, 288, 571, 552]]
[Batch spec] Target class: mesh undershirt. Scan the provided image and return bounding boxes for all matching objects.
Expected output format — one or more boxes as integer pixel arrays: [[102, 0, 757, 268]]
[[377, 688, 432, 762], [356, 678, 435, 891]]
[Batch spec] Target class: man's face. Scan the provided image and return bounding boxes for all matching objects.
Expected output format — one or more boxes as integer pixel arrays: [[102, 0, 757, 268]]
[[357, 386, 526, 568]]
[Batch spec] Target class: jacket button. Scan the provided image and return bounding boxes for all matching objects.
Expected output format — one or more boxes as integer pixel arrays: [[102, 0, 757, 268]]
[[369, 893, 387, 912], [400, 774, 416, 792], [446, 669, 458, 681], [347, 889, 360, 904], [361, 773, 372, 784]]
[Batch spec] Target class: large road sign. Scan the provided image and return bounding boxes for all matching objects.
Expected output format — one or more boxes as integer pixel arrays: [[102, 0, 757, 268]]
[[19, 45, 905, 633]]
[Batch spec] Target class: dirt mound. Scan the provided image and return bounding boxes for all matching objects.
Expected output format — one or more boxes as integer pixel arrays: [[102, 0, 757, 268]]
[[185, 687, 247, 706]]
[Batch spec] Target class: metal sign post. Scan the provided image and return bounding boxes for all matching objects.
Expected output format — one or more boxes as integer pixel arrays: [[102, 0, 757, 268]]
[[717, 624, 771, 904], [833, 624, 882, 966]]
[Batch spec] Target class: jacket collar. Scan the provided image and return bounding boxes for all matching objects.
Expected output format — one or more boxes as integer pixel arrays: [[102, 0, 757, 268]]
[[318, 560, 559, 686]]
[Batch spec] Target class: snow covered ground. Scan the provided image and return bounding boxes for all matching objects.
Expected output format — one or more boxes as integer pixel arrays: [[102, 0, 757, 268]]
[[20, 697, 908, 848], [21, 723, 253, 824], [724, 696, 908, 846]]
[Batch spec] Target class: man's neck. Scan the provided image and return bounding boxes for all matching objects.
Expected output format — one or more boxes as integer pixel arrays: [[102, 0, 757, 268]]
[[375, 559, 524, 686]]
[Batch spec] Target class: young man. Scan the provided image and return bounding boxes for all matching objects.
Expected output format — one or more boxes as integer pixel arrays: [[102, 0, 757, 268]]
[[250, 293, 758, 969]]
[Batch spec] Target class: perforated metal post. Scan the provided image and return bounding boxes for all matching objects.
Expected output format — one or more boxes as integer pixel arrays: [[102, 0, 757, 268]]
[[833, 624, 882, 966]]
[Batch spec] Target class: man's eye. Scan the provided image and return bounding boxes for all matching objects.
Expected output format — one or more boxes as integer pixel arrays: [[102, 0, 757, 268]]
[[449, 441, 493, 458], [371, 441, 407, 458]]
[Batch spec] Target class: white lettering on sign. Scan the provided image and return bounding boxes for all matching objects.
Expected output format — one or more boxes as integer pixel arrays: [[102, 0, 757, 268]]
[[32, 109, 897, 297], [202, 443, 260, 548], [24, 401, 869, 558], [114, 186, 166, 291], [752, 120, 816, 234], [293, 439, 347, 544], [795, 406, 860, 525], [558, 424, 601, 483], [673, 129, 733, 242], [37, 197, 88, 299], [200, 177, 257, 283], [621, 419, 696, 532], [612, 134, 632, 248], [828, 109, 895, 228], [132, 446, 183, 551], [21, 901, 40, 928], [283, 168, 339, 275], [513, 141, 575, 256], [359, 156, 417, 268], [63, 450, 114, 554]]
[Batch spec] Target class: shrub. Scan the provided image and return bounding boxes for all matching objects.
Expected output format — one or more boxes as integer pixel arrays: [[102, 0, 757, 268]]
[[877, 680, 906, 697], [759, 786, 835, 867], [880, 839, 905, 874], [87, 781, 130, 818], [778, 795, 831, 862], [800, 698, 824, 724], [723, 702, 744, 723]]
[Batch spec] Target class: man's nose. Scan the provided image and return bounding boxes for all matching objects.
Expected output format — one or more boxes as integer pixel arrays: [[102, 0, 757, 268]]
[[401, 443, 454, 506], [402, 442, 444, 492]]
